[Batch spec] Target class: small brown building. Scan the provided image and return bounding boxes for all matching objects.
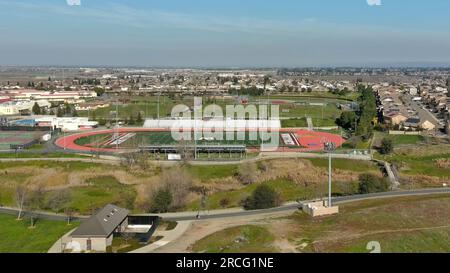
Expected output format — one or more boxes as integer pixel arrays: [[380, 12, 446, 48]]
[[70, 204, 129, 252]]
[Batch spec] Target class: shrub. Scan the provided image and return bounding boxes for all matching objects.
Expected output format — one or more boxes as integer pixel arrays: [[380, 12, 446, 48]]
[[237, 162, 258, 185], [219, 198, 230, 208], [243, 184, 280, 210], [150, 189, 173, 213], [358, 173, 390, 194], [379, 138, 394, 155]]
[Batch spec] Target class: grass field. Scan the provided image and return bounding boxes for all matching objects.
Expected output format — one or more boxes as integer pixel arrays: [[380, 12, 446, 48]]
[[389, 153, 450, 178], [185, 164, 238, 182], [79, 96, 177, 120], [187, 178, 359, 211], [75, 131, 294, 149], [376, 144, 450, 185], [65, 176, 137, 214], [191, 225, 276, 253], [307, 158, 380, 173], [0, 162, 139, 214], [292, 194, 450, 253], [281, 117, 338, 128], [191, 194, 450, 253], [373, 132, 425, 147], [0, 157, 380, 215], [0, 214, 78, 253], [78, 94, 351, 125]]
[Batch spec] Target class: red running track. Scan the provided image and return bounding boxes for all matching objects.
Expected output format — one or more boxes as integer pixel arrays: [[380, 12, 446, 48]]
[[55, 128, 345, 153]]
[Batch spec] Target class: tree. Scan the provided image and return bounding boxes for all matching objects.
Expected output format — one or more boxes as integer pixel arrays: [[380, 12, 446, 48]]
[[160, 167, 192, 209], [27, 186, 46, 228], [237, 162, 258, 185], [32, 102, 41, 115], [118, 190, 136, 210], [15, 185, 27, 220], [336, 111, 357, 131], [379, 138, 394, 155], [136, 111, 143, 124], [243, 184, 280, 210], [355, 85, 377, 140], [46, 189, 71, 213], [358, 173, 390, 194], [128, 114, 136, 125], [64, 207, 77, 225], [72, 108, 79, 117], [150, 189, 173, 213], [93, 87, 105, 97], [219, 198, 230, 208], [56, 107, 64, 117], [263, 75, 271, 93]]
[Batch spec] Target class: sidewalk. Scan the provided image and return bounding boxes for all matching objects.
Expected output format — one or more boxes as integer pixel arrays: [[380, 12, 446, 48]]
[[129, 221, 192, 253], [48, 228, 77, 253]]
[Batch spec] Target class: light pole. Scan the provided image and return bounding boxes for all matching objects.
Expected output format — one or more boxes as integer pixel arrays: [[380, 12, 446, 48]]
[[157, 92, 161, 120], [324, 141, 336, 207]]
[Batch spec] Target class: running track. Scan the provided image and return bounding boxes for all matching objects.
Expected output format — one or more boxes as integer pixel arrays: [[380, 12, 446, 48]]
[[55, 128, 345, 153]]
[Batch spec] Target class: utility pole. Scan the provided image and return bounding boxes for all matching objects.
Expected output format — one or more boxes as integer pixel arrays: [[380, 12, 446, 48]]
[[116, 99, 119, 151], [157, 92, 161, 120], [324, 141, 336, 207]]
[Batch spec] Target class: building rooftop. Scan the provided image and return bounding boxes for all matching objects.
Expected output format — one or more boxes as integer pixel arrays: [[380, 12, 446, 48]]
[[71, 204, 129, 238]]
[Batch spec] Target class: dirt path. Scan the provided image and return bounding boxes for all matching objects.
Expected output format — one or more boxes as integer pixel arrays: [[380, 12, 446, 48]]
[[152, 211, 293, 253]]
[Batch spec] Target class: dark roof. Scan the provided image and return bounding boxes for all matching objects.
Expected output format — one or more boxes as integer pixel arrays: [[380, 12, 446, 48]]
[[404, 118, 421, 126], [71, 204, 129, 238]]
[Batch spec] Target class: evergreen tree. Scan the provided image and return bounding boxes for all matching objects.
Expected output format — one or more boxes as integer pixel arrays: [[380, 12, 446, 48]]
[[136, 111, 143, 124], [32, 102, 41, 115]]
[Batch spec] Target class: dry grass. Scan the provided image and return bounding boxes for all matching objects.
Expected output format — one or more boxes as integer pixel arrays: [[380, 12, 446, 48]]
[[187, 159, 378, 201], [400, 174, 449, 188], [0, 164, 164, 209], [435, 159, 450, 169]]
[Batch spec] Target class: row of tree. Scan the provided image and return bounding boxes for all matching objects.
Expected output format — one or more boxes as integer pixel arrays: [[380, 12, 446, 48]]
[[13, 185, 75, 228], [336, 85, 377, 140]]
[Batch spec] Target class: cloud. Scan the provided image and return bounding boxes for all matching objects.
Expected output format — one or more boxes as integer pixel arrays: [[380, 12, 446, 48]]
[[66, 0, 81, 6], [367, 0, 382, 6]]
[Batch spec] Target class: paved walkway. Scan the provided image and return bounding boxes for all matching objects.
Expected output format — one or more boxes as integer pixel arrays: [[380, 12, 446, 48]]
[[129, 221, 192, 253], [48, 228, 77, 253]]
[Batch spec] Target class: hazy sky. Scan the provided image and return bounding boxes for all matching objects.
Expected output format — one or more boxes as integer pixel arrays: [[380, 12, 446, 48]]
[[1, 0, 450, 67]]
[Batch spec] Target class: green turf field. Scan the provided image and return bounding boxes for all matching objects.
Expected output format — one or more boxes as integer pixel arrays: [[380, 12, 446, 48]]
[[77, 131, 292, 149]]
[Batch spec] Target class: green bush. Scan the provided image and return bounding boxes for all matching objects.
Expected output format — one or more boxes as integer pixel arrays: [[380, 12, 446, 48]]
[[358, 173, 390, 194], [379, 138, 394, 154], [150, 189, 173, 213], [243, 184, 280, 210]]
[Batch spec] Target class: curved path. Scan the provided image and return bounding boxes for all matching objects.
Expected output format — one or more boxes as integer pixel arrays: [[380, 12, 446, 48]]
[[159, 188, 450, 221], [4, 188, 447, 223]]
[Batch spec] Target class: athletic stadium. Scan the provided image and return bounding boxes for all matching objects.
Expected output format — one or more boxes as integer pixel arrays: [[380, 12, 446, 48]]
[[55, 118, 345, 154]]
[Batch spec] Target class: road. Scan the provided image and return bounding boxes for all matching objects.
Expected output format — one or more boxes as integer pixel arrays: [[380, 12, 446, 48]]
[[2, 188, 450, 223], [404, 94, 441, 127], [159, 188, 450, 221]]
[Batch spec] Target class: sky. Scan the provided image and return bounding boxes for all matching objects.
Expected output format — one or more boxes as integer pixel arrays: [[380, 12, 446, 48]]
[[1, 0, 450, 67]]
